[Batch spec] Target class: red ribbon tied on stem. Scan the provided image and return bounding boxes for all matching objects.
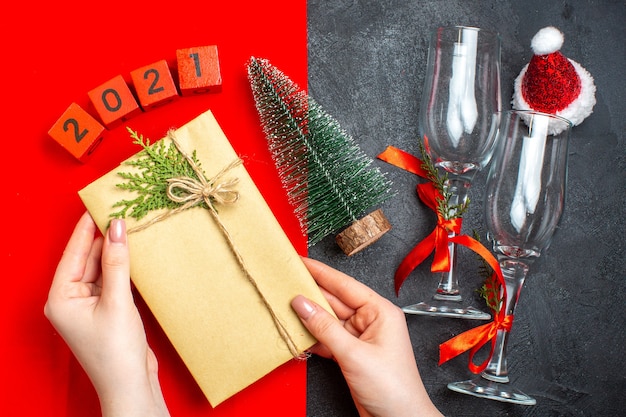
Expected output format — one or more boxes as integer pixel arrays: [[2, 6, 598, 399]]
[[438, 234, 512, 373], [377, 145, 463, 294], [397, 181, 463, 291], [377, 145, 512, 373]]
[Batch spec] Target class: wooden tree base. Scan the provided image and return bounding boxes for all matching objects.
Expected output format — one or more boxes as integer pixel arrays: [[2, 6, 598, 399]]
[[335, 208, 392, 256]]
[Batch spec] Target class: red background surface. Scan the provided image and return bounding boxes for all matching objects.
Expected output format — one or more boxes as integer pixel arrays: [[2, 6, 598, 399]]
[[2, 1, 308, 415]]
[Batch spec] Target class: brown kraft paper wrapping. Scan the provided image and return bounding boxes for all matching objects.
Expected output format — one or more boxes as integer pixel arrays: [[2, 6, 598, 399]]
[[78, 109, 332, 406]]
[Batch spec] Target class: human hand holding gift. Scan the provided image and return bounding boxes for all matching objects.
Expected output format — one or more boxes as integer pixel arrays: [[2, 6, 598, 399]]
[[292, 257, 443, 417], [45, 215, 443, 417], [44, 213, 171, 417]]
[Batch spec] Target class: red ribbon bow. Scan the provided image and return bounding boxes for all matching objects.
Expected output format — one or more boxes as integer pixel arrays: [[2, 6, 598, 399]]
[[377, 145, 462, 294], [377, 145, 511, 373], [394, 180, 463, 293], [437, 234, 511, 373]]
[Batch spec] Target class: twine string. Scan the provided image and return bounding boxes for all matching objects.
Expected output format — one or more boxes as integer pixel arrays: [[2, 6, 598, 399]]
[[128, 130, 302, 357]]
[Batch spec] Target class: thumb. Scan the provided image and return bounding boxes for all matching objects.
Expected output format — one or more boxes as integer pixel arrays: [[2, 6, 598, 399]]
[[101, 219, 132, 305], [291, 295, 354, 358]]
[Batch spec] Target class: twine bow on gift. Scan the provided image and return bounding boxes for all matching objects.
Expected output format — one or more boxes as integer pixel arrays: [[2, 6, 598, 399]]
[[126, 131, 243, 234], [377, 144, 512, 374], [125, 130, 303, 358], [166, 165, 241, 207]]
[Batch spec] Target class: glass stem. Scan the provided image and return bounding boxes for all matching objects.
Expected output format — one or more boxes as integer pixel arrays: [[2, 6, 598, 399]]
[[481, 257, 531, 383], [433, 175, 471, 301]]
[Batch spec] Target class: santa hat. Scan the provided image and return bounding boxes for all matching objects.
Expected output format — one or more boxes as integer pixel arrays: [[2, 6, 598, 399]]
[[512, 26, 596, 135]]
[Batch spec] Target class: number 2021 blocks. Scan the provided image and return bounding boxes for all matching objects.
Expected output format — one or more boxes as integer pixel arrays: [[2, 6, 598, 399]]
[[48, 45, 221, 162]]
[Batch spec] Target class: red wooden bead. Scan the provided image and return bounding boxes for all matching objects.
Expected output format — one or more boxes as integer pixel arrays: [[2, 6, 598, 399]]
[[48, 102, 106, 162], [88, 75, 142, 128], [176, 45, 222, 96], [130, 59, 179, 110]]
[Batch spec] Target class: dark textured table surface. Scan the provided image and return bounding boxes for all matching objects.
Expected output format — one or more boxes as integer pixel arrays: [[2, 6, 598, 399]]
[[305, 1, 625, 416]]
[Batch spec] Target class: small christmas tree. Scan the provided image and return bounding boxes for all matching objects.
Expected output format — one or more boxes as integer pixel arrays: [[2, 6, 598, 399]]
[[247, 57, 395, 255]]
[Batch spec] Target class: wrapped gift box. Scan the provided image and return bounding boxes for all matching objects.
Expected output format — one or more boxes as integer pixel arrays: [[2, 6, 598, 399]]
[[79, 109, 331, 406]]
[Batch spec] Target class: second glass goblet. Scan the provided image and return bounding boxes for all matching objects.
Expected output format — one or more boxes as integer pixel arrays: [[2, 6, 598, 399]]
[[403, 26, 501, 319], [447, 110, 572, 404]]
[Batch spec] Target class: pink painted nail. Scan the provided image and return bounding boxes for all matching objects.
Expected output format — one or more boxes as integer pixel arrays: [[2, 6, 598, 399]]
[[291, 295, 316, 320], [109, 219, 127, 244]]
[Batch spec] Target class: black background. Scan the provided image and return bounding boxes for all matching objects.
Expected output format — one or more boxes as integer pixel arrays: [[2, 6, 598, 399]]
[[306, 1, 625, 416]]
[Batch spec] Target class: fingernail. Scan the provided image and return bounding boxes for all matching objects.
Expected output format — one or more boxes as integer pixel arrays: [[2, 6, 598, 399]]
[[291, 295, 316, 320], [109, 219, 127, 244]]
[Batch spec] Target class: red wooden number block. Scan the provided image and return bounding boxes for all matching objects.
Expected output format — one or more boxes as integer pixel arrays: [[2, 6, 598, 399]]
[[48, 103, 106, 162], [88, 75, 142, 128], [130, 59, 179, 110], [176, 45, 222, 96]]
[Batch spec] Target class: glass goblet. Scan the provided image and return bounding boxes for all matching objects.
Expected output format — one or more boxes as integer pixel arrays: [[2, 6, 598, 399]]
[[403, 26, 501, 319], [447, 110, 572, 404]]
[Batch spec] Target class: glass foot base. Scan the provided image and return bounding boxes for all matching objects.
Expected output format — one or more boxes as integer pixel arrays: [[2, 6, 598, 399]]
[[447, 377, 536, 405], [402, 301, 491, 320]]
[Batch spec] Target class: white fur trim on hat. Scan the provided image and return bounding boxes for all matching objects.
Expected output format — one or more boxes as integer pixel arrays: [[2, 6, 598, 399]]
[[512, 27, 597, 135]]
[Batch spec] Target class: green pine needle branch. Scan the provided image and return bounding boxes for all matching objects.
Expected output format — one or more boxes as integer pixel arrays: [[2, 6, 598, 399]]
[[417, 139, 469, 221], [110, 128, 207, 220], [473, 230, 503, 313]]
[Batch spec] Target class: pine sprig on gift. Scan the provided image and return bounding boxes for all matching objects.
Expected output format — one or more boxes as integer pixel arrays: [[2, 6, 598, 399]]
[[417, 139, 469, 221], [111, 128, 207, 220], [248, 57, 395, 246]]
